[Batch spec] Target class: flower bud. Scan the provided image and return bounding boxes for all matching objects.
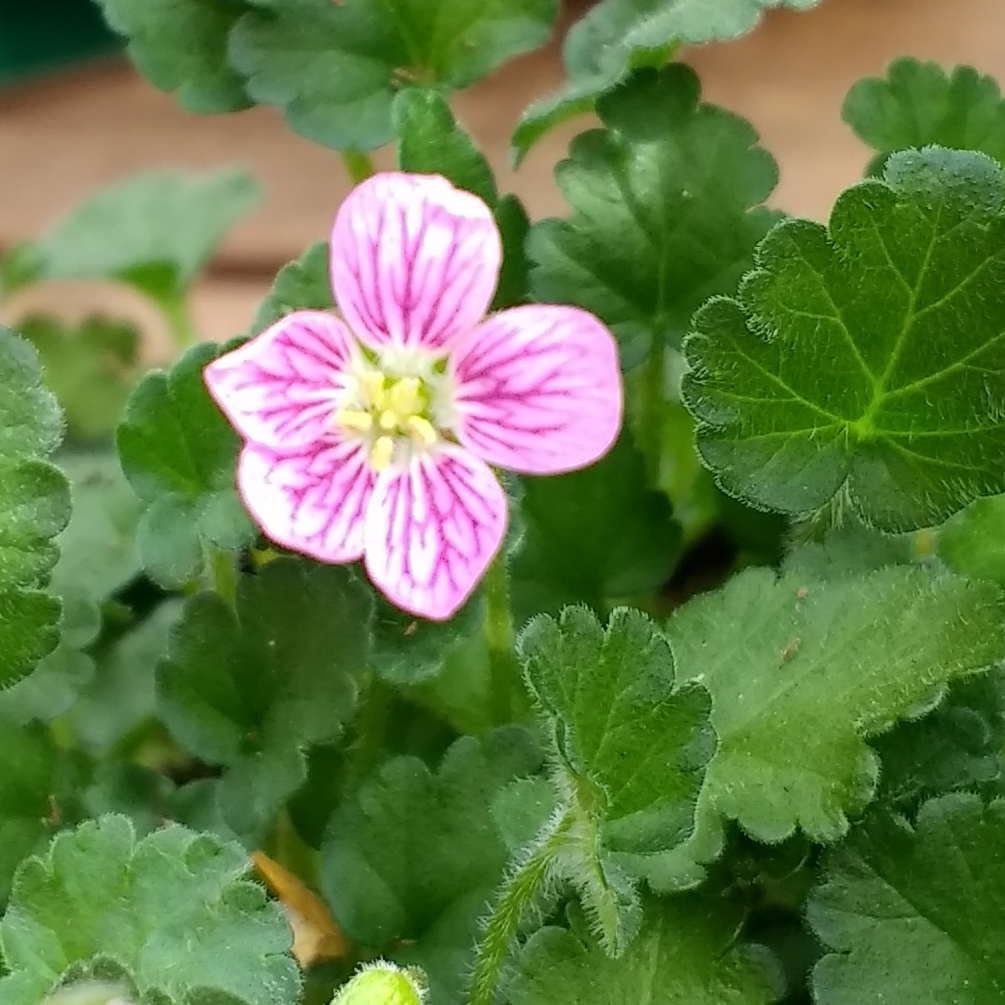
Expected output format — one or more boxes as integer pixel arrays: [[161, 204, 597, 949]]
[[331, 961, 426, 1005]]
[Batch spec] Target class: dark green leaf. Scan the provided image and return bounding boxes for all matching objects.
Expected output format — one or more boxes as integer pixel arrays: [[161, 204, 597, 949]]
[[844, 58, 1005, 175], [157, 560, 373, 838], [529, 64, 779, 358], [95, 0, 252, 112], [809, 794, 1005, 1004], [683, 147, 1005, 531], [229, 0, 557, 151], [116, 342, 254, 588], [250, 242, 332, 334], [0, 816, 301, 1005]]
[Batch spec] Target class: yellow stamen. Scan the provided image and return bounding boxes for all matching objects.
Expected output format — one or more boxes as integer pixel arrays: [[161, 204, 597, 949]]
[[333, 408, 373, 433], [360, 371, 387, 409], [377, 409, 399, 432], [404, 415, 438, 448], [388, 377, 422, 415], [369, 436, 395, 471]]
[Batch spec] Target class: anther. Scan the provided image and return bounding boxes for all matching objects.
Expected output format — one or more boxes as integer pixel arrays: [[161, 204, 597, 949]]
[[377, 409, 399, 432], [369, 436, 395, 471], [360, 371, 387, 408], [388, 377, 422, 414], [334, 409, 374, 433], [404, 415, 437, 447]]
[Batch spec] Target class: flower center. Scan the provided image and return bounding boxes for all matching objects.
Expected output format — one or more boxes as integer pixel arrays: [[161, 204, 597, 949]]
[[334, 368, 442, 472]]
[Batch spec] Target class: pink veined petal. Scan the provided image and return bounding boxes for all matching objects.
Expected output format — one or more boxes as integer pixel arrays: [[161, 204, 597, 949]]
[[238, 439, 375, 563], [362, 445, 507, 620], [330, 172, 501, 352], [450, 304, 623, 475], [204, 311, 355, 450]]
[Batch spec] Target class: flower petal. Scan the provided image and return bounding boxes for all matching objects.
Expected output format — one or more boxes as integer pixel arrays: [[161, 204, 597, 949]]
[[238, 439, 374, 562], [450, 305, 623, 475], [363, 446, 507, 620], [204, 311, 355, 450], [330, 172, 501, 352]]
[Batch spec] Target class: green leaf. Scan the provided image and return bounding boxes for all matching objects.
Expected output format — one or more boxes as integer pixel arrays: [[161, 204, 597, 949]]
[[116, 342, 254, 588], [665, 564, 1005, 862], [509, 894, 781, 1005], [682, 146, 1005, 531], [519, 607, 714, 949], [15, 316, 141, 442], [320, 728, 543, 1005], [6, 169, 260, 306], [511, 432, 682, 620], [937, 493, 1005, 586], [157, 560, 373, 838], [513, 0, 821, 160], [250, 241, 332, 334], [808, 794, 1005, 1004], [0, 327, 70, 687], [229, 0, 557, 152], [95, 0, 252, 112], [843, 58, 1005, 176], [0, 815, 301, 1005], [529, 64, 779, 359], [0, 723, 81, 903]]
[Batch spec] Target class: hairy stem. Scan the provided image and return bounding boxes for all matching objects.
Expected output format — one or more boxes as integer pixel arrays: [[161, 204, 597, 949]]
[[342, 149, 376, 184], [469, 811, 571, 1005]]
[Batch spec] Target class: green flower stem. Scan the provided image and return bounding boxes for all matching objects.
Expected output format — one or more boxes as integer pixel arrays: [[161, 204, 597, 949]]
[[637, 343, 666, 480], [156, 290, 198, 349], [207, 545, 238, 609], [342, 149, 376, 184], [469, 810, 571, 1005], [483, 557, 520, 724]]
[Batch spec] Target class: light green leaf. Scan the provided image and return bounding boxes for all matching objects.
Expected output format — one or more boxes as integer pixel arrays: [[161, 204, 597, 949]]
[[843, 58, 1005, 175], [0, 815, 301, 1005], [229, 0, 557, 152], [683, 146, 1005, 531], [529, 64, 779, 359], [0, 327, 70, 686], [509, 895, 781, 1005], [937, 493, 1005, 586], [6, 169, 260, 307], [519, 607, 714, 950], [15, 316, 141, 442], [809, 794, 1005, 1004], [320, 729, 544, 1005], [513, 0, 821, 160], [157, 560, 373, 838], [510, 432, 682, 620], [665, 564, 1005, 861], [116, 342, 254, 588], [95, 0, 252, 112]]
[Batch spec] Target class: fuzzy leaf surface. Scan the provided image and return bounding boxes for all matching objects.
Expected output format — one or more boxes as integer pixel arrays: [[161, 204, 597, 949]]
[[0, 328, 70, 686], [809, 794, 1005, 1004], [529, 64, 779, 359], [513, 0, 821, 158], [116, 342, 254, 587], [667, 564, 1005, 853], [844, 58, 1005, 174], [157, 560, 373, 837], [683, 147, 1005, 531], [509, 895, 780, 1005], [229, 0, 557, 151], [320, 729, 543, 1004], [94, 0, 252, 112], [0, 816, 300, 1005]]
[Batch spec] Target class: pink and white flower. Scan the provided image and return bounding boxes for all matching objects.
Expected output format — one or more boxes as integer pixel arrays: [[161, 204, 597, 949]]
[[204, 173, 622, 620]]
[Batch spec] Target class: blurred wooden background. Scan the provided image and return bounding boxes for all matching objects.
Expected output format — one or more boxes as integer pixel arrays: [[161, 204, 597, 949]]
[[2, 0, 1003, 352]]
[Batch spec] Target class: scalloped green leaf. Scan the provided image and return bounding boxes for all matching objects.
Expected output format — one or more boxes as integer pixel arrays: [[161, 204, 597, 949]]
[[94, 0, 252, 112], [0, 815, 301, 1005], [0, 327, 70, 687], [228, 0, 557, 152], [682, 147, 1005, 531], [529, 64, 779, 361], [809, 794, 1005, 1004], [116, 342, 254, 588], [844, 58, 1005, 175], [663, 563, 1005, 872], [513, 0, 821, 160], [250, 241, 332, 334], [320, 729, 542, 1005], [157, 559, 373, 838]]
